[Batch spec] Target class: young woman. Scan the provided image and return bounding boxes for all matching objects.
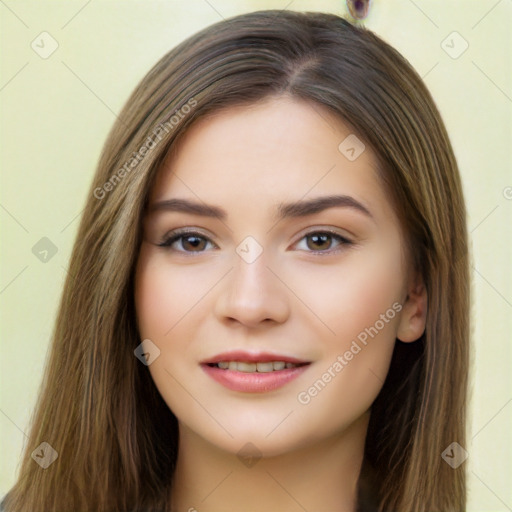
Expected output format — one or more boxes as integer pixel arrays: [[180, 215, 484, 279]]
[[3, 9, 469, 512]]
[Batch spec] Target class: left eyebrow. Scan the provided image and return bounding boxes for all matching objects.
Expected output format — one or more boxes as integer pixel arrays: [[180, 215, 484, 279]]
[[276, 194, 373, 220]]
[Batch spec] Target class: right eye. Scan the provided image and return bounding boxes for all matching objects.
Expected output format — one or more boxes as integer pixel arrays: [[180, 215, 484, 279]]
[[158, 230, 217, 253]]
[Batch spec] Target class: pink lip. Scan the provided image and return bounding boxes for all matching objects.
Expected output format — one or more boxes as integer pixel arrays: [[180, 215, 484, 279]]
[[200, 350, 309, 365], [201, 364, 310, 392]]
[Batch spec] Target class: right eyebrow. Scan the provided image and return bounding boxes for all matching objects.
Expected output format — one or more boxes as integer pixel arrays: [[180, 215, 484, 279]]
[[147, 198, 227, 220]]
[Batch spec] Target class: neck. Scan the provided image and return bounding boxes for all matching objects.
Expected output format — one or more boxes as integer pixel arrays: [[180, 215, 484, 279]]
[[170, 412, 369, 512]]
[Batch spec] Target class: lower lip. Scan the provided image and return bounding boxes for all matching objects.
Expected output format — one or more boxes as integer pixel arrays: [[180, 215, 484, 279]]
[[201, 364, 310, 393]]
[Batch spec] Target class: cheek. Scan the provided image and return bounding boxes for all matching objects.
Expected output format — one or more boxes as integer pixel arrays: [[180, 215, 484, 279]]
[[134, 248, 205, 421], [134, 246, 228, 413], [134, 246, 219, 339], [288, 243, 404, 345], [133, 248, 201, 397], [286, 244, 404, 409]]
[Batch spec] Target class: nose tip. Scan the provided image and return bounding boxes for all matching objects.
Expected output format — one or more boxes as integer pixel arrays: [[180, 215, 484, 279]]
[[214, 254, 290, 328]]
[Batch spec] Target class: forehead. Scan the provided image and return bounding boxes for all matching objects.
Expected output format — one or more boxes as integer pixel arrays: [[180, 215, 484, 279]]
[[150, 96, 389, 219]]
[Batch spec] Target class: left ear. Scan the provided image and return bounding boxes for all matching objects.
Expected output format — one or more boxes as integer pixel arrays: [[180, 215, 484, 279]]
[[397, 272, 428, 343]]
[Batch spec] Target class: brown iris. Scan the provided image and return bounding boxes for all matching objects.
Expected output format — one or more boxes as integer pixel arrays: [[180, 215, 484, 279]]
[[306, 233, 334, 251], [181, 235, 207, 251]]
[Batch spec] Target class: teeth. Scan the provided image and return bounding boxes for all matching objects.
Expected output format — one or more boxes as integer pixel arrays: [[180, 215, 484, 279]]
[[256, 362, 274, 373], [214, 361, 301, 372], [237, 362, 257, 372]]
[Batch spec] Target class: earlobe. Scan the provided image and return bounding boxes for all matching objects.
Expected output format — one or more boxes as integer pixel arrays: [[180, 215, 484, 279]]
[[397, 277, 428, 343]]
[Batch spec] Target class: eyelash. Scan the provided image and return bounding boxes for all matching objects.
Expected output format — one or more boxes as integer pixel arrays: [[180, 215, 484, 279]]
[[157, 228, 353, 255]]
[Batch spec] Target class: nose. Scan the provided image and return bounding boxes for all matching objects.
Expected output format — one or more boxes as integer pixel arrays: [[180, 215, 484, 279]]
[[214, 250, 290, 329]]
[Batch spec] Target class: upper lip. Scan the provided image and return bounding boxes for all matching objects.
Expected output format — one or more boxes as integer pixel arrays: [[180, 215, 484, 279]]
[[200, 351, 310, 364]]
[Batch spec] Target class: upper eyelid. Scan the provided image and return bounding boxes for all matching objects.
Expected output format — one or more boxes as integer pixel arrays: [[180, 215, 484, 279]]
[[161, 227, 216, 240]]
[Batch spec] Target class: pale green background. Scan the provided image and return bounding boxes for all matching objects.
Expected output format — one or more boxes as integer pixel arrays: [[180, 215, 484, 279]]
[[1, 1, 511, 510]]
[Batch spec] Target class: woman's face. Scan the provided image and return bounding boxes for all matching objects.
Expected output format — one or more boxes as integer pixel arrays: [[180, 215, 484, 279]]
[[135, 96, 422, 457]]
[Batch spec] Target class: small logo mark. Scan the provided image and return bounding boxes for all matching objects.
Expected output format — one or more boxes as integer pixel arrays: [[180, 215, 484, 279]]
[[32, 237, 58, 263], [31, 32, 59, 59], [441, 441, 468, 468], [31, 442, 58, 469], [237, 441, 262, 468], [441, 31, 469, 59], [338, 134, 366, 161], [236, 236, 263, 264], [134, 339, 161, 365]]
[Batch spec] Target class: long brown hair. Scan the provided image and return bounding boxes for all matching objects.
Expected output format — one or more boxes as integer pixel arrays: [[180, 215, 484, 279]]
[[4, 10, 469, 512]]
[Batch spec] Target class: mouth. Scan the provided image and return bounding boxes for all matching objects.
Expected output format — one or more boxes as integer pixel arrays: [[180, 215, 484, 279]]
[[205, 360, 309, 372], [200, 351, 311, 392]]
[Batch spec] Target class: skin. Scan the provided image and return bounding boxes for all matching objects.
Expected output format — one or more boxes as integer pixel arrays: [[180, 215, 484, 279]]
[[134, 96, 427, 512]]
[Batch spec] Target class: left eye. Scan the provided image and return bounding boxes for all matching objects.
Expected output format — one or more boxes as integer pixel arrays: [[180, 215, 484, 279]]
[[294, 232, 351, 252]]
